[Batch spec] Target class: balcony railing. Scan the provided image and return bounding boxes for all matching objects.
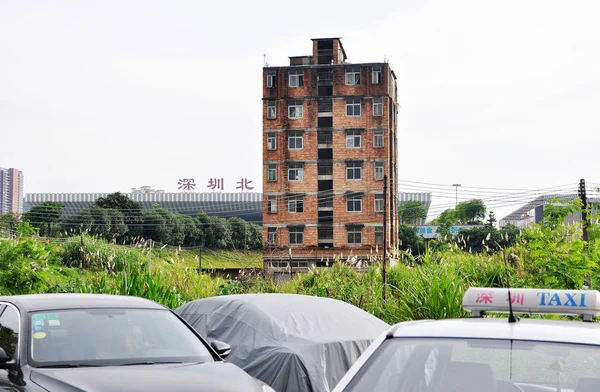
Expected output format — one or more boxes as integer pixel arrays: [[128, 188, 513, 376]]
[[318, 193, 334, 208], [318, 100, 333, 113], [318, 163, 333, 176], [317, 72, 333, 82], [318, 228, 334, 240], [317, 131, 332, 145]]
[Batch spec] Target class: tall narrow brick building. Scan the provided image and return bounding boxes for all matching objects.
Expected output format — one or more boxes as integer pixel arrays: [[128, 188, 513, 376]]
[[262, 38, 398, 275]]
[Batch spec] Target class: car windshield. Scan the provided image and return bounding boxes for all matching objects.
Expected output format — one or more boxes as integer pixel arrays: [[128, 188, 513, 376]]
[[344, 338, 600, 392], [28, 308, 214, 367]]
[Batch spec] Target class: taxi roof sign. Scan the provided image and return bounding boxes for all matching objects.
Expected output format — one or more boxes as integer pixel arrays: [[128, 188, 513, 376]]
[[462, 288, 600, 321]]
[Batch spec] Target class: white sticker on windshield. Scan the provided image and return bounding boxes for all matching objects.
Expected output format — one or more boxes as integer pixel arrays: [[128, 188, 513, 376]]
[[48, 319, 60, 326]]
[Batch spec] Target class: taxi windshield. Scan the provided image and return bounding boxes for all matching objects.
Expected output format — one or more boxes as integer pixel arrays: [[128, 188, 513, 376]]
[[28, 308, 214, 367], [345, 338, 600, 392]]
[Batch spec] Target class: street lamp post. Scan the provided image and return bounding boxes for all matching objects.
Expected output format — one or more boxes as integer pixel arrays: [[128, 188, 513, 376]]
[[452, 184, 461, 208]]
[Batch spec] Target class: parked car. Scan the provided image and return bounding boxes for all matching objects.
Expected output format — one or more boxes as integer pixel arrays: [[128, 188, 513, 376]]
[[175, 293, 390, 392], [333, 287, 600, 392], [0, 293, 275, 391]]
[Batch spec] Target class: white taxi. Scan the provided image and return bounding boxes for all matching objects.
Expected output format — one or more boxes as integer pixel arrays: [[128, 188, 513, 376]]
[[332, 288, 600, 392]]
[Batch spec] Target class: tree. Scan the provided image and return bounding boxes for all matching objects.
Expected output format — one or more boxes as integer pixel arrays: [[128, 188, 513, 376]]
[[22, 202, 65, 236], [399, 224, 426, 254], [0, 213, 19, 237], [94, 192, 144, 239], [398, 201, 427, 225], [486, 211, 497, 227], [455, 199, 486, 224], [60, 207, 127, 241]]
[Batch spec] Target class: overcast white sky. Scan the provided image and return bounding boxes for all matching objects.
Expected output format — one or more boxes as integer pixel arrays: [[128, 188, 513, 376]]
[[2, 0, 600, 220]]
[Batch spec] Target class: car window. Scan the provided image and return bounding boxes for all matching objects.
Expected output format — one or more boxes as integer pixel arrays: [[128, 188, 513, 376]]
[[344, 338, 600, 392], [0, 306, 19, 361], [29, 308, 214, 367]]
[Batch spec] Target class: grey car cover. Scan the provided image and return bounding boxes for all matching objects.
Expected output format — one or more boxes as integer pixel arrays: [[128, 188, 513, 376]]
[[175, 294, 389, 392]]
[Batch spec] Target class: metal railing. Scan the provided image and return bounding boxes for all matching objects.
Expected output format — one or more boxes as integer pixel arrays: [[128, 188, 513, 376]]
[[318, 163, 333, 176], [317, 72, 333, 82], [317, 131, 332, 145], [318, 228, 334, 240], [318, 100, 333, 113]]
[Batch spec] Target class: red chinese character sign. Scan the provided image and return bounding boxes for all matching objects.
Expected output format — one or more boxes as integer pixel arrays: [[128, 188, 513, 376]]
[[475, 292, 494, 304], [236, 178, 254, 191], [178, 179, 196, 191], [207, 178, 224, 191]]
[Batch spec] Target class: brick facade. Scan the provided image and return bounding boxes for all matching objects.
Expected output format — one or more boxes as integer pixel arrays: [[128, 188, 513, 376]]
[[262, 38, 398, 267]]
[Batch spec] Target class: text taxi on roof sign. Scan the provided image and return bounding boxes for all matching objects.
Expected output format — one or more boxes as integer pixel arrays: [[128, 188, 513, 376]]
[[332, 287, 600, 392]]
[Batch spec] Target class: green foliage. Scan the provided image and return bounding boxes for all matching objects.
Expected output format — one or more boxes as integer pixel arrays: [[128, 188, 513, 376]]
[[22, 201, 65, 236], [522, 199, 594, 289], [60, 207, 127, 241], [398, 201, 427, 225], [59, 236, 146, 272], [94, 192, 144, 238], [455, 199, 486, 224], [398, 224, 426, 254], [0, 237, 61, 295], [0, 213, 19, 237], [81, 269, 185, 309]]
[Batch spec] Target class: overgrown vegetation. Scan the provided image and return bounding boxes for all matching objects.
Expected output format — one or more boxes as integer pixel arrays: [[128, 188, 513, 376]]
[[1, 198, 599, 325]]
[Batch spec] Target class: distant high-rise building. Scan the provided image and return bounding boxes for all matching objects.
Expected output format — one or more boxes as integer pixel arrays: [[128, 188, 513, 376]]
[[262, 38, 399, 274], [0, 167, 24, 215]]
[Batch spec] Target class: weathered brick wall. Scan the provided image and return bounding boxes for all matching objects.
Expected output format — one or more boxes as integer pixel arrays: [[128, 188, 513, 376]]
[[262, 54, 399, 258]]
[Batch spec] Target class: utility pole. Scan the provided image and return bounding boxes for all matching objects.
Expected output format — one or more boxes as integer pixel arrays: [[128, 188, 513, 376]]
[[579, 179, 589, 243], [452, 184, 461, 208], [383, 175, 388, 301]]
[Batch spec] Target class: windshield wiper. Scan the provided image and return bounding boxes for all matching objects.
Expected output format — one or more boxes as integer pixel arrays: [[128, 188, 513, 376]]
[[119, 361, 182, 366], [37, 364, 104, 368]]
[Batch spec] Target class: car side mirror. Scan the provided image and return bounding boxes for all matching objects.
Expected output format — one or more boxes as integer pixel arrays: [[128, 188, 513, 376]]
[[210, 340, 231, 359], [0, 347, 15, 370]]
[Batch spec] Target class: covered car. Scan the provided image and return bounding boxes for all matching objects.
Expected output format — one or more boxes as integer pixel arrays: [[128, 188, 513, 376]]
[[175, 293, 389, 392]]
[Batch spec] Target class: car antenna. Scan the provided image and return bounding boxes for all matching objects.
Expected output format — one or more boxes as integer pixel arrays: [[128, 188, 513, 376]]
[[504, 248, 518, 323], [497, 241, 518, 323]]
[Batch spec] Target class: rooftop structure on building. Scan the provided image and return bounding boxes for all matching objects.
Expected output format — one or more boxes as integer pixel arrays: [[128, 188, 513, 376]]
[[131, 186, 165, 194], [0, 167, 24, 215], [262, 38, 399, 278], [25, 192, 261, 224], [500, 193, 600, 228]]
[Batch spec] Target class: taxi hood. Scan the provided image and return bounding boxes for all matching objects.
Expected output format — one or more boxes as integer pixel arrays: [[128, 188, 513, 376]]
[[30, 361, 264, 392]]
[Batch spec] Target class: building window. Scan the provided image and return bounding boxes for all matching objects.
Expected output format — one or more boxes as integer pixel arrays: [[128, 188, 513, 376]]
[[267, 133, 276, 150], [287, 195, 304, 213], [346, 130, 361, 148], [345, 68, 361, 85], [288, 100, 304, 119], [289, 226, 304, 245], [346, 98, 361, 117], [373, 130, 384, 148], [289, 70, 304, 87], [267, 70, 277, 88], [268, 196, 277, 213], [267, 101, 277, 119], [267, 227, 277, 245], [346, 194, 363, 212], [374, 194, 384, 212], [288, 131, 304, 149], [374, 226, 384, 244], [346, 161, 362, 180], [374, 161, 384, 180], [372, 66, 382, 84], [373, 97, 383, 116], [268, 164, 277, 182], [288, 163, 304, 181], [347, 226, 363, 244]]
